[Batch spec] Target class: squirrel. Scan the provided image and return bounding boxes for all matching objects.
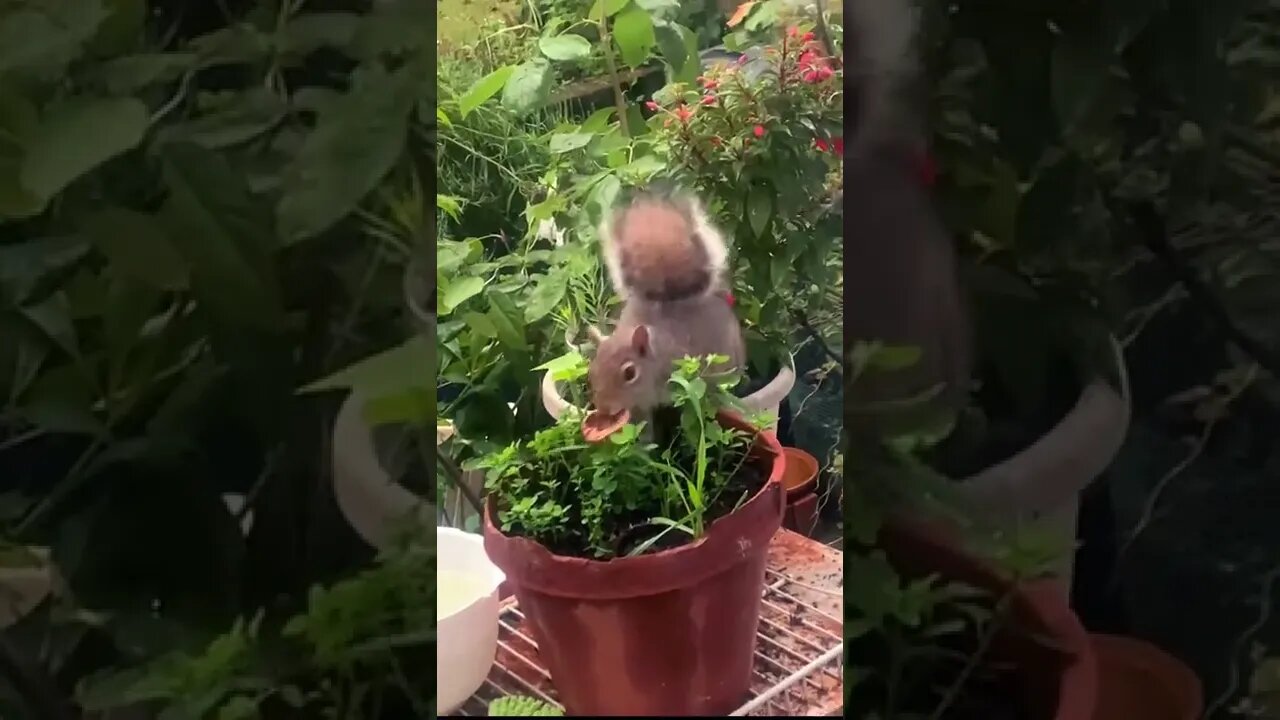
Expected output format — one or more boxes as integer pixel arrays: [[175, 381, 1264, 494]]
[[843, 0, 973, 417], [583, 190, 745, 438]]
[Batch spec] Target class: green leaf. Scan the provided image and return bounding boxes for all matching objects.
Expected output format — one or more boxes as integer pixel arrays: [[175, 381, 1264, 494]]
[[746, 182, 774, 237], [20, 97, 148, 201], [161, 144, 285, 330], [277, 63, 419, 242], [95, 53, 198, 94], [154, 89, 287, 150], [0, 2, 109, 82], [440, 276, 486, 315], [486, 289, 528, 352], [589, 0, 630, 20], [85, 208, 189, 291], [534, 351, 586, 381], [91, 0, 146, 55], [654, 21, 690, 80], [539, 34, 592, 61], [300, 337, 434, 426], [588, 174, 622, 223], [612, 6, 656, 69], [548, 132, 594, 154], [300, 336, 431, 397], [457, 65, 514, 119], [501, 59, 554, 116], [276, 12, 361, 56], [524, 271, 568, 321]]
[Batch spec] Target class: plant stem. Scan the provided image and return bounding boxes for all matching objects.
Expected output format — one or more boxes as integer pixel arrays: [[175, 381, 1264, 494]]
[[598, 12, 630, 136], [435, 445, 484, 515], [928, 591, 1014, 720]]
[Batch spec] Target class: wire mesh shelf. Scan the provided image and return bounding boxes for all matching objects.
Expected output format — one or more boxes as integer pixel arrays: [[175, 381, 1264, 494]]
[[452, 529, 844, 717]]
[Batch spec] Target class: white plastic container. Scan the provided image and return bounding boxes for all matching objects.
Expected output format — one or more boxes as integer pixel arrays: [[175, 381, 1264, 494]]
[[436, 527, 505, 716]]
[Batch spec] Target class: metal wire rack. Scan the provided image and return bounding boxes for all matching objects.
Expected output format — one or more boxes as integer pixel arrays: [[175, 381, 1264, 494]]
[[452, 529, 844, 717]]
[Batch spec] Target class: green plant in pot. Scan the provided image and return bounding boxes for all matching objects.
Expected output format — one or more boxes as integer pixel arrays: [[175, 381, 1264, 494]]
[[478, 355, 785, 716]]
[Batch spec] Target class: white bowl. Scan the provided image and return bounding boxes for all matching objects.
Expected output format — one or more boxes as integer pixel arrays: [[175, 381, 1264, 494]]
[[437, 527, 505, 716]]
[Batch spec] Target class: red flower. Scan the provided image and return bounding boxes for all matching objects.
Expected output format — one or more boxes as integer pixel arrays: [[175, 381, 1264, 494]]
[[802, 31, 815, 42], [798, 49, 834, 84], [702, 77, 719, 90], [787, 26, 800, 38], [735, 54, 749, 66], [675, 105, 694, 123], [814, 137, 830, 152], [833, 136, 844, 154], [645, 100, 659, 111], [701, 94, 717, 106], [723, 291, 736, 308], [753, 125, 765, 138]]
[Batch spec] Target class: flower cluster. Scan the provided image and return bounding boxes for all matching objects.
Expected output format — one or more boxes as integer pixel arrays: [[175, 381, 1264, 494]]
[[643, 23, 841, 161]]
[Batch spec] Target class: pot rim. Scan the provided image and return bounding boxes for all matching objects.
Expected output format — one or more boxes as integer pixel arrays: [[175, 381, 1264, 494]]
[[483, 411, 786, 599], [954, 335, 1132, 521]]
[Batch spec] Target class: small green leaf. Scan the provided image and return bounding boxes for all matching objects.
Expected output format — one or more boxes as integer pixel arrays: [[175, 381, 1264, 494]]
[[746, 182, 774, 237], [154, 89, 287, 150], [486, 289, 528, 352], [95, 53, 198, 94], [612, 6, 656, 69], [654, 21, 690, 79], [588, 174, 622, 223], [589, 0, 630, 20], [21, 97, 148, 200], [539, 34, 592, 61], [548, 132, 593, 154], [458, 65, 514, 119], [524, 271, 568, 321], [275, 12, 360, 56], [300, 336, 432, 398], [440, 276, 486, 315], [501, 59, 554, 115], [534, 351, 587, 381], [461, 311, 497, 338]]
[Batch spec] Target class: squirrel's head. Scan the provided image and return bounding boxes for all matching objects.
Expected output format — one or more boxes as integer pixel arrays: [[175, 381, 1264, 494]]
[[588, 324, 663, 416]]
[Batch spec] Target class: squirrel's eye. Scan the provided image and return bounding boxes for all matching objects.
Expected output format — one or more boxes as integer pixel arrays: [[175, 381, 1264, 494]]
[[622, 363, 638, 383]]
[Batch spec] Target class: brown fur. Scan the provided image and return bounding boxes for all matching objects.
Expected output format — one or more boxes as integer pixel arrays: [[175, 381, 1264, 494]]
[[589, 195, 744, 417], [612, 200, 712, 301]]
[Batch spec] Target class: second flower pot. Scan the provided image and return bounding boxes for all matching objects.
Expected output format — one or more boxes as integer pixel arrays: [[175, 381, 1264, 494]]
[[483, 412, 786, 716]]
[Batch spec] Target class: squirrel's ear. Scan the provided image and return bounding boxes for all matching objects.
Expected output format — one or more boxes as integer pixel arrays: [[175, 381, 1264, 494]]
[[630, 325, 651, 355]]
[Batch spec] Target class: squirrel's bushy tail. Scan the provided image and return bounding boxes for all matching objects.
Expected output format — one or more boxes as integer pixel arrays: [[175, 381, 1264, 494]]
[[846, 0, 921, 153], [600, 192, 729, 303]]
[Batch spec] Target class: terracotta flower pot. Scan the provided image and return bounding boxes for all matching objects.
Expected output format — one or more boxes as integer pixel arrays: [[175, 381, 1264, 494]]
[[1091, 634, 1202, 720], [483, 412, 786, 716], [879, 515, 1099, 720], [781, 447, 820, 536]]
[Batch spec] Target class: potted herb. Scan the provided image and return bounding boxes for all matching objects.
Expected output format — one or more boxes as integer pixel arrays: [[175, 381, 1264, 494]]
[[478, 356, 785, 716]]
